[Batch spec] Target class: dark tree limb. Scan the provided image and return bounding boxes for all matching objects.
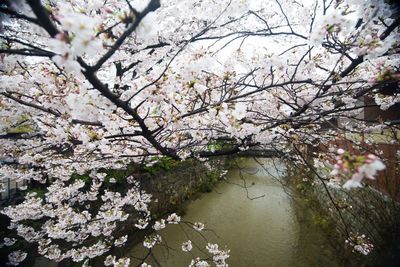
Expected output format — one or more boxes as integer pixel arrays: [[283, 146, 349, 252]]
[[0, 7, 39, 24], [26, 0, 59, 37]]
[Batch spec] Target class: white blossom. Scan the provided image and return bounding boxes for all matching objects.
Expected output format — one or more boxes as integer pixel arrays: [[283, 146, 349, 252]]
[[167, 213, 181, 224], [182, 240, 193, 252], [7, 250, 27, 266]]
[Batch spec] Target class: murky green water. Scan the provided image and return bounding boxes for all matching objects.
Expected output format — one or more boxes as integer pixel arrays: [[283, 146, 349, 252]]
[[125, 158, 339, 266]]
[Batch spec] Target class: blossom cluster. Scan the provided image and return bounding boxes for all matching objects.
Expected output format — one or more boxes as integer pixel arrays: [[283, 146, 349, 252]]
[[104, 255, 131, 267], [327, 149, 385, 189], [1, 172, 153, 264], [7, 250, 27, 266], [49, 7, 103, 73], [345, 232, 374, 255], [206, 243, 230, 267], [327, 199, 353, 213]]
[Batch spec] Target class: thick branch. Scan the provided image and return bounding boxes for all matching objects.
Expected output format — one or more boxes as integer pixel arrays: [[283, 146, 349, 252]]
[[0, 49, 54, 57], [26, 0, 60, 37], [0, 7, 39, 24]]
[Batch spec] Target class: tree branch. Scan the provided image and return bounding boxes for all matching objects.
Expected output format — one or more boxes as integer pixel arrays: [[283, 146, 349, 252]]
[[0, 7, 39, 24], [0, 48, 54, 57], [91, 0, 161, 71], [26, 0, 60, 37]]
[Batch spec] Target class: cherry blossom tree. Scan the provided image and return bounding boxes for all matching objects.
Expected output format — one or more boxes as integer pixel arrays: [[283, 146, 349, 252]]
[[0, 0, 399, 265]]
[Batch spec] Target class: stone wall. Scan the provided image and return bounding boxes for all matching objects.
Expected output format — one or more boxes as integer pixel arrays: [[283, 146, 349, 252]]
[[114, 157, 229, 237]]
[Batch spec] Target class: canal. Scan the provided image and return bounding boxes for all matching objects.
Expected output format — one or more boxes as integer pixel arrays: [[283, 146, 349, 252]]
[[125, 158, 339, 266]]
